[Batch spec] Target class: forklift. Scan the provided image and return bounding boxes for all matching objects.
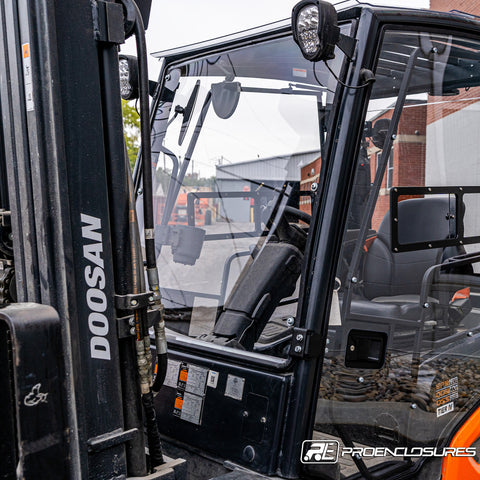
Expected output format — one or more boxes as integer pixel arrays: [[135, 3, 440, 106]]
[[1, 0, 480, 479]]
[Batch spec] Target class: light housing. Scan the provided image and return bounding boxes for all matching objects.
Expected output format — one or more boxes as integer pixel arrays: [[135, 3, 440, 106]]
[[118, 54, 139, 100], [292, 0, 340, 62]]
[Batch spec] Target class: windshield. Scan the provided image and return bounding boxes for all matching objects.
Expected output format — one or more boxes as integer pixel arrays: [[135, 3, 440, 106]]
[[147, 32, 346, 357]]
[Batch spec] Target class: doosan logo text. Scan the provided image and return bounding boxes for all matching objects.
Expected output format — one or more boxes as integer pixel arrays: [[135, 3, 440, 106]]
[[81, 213, 111, 361]]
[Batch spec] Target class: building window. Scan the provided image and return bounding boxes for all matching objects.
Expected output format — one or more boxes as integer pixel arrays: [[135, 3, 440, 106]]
[[377, 150, 394, 189]]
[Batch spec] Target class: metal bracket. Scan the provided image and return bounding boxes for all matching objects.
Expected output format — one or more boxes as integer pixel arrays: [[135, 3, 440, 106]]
[[93, 1, 125, 44], [115, 292, 154, 311], [117, 308, 162, 338], [290, 328, 323, 358], [87, 427, 138, 453]]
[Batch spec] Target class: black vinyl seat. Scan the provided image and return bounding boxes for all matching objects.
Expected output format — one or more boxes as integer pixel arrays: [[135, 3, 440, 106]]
[[349, 196, 465, 325]]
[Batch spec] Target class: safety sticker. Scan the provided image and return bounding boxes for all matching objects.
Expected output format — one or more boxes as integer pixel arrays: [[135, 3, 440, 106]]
[[207, 370, 219, 389], [163, 359, 181, 388], [22, 43, 34, 112], [225, 374, 245, 401], [184, 364, 208, 396], [172, 389, 204, 425], [177, 362, 189, 390], [435, 376, 458, 417], [293, 67, 307, 78]]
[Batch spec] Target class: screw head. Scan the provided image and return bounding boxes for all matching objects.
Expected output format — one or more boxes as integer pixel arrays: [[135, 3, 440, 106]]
[[243, 411, 249, 418], [129, 318, 135, 326], [411, 403, 417, 409], [391, 134, 397, 140], [294, 346, 302, 353], [131, 299, 138, 306], [286, 317, 295, 327], [296, 334, 304, 342], [260, 417, 267, 424], [468, 331, 473, 337], [149, 296, 154, 302], [130, 327, 136, 335], [358, 377, 364, 383], [311, 182, 318, 192], [423, 302, 430, 309], [351, 277, 358, 284], [349, 345, 355, 352], [137, 188, 143, 195]]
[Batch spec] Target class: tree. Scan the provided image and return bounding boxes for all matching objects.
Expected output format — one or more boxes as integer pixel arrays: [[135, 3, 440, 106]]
[[122, 99, 140, 170]]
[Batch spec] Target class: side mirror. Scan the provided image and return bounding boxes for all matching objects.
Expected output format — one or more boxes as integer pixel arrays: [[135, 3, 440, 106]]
[[292, 0, 340, 62]]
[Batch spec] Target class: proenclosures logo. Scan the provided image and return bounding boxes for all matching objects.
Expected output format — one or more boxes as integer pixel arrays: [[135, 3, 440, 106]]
[[300, 440, 476, 464]]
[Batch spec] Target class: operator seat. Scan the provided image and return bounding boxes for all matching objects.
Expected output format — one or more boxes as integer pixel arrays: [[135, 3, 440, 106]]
[[348, 196, 470, 324]]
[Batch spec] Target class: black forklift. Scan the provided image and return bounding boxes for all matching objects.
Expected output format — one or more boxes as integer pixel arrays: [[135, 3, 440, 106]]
[[1, 0, 480, 479]]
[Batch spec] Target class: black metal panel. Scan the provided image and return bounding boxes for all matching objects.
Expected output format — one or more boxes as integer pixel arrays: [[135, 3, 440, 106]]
[[0, 303, 68, 479], [390, 186, 480, 252], [0, 0, 131, 477], [155, 349, 291, 475]]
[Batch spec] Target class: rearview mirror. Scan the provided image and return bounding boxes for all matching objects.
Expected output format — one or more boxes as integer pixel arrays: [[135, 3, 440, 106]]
[[211, 81, 241, 119]]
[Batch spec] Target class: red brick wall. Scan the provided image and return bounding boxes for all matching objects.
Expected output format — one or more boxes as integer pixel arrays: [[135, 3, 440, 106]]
[[300, 156, 321, 215], [368, 103, 427, 229]]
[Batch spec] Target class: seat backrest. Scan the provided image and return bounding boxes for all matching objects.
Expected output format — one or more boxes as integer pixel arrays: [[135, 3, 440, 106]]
[[363, 196, 457, 299]]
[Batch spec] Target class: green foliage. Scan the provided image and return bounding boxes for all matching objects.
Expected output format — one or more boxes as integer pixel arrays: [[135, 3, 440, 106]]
[[122, 100, 140, 170]]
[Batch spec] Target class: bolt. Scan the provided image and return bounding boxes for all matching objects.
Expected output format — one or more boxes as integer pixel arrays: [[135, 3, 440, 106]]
[[138, 188, 143, 195], [411, 403, 417, 409], [394, 247, 398, 252], [286, 317, 295, 327], [8, 233, 13, 240], [326, 338, 330, 345], [129, 318, 135, 326], [432, 47, 438, 53], [294, 346, 302, 353], [131, 299, 138, 307], [351, 277, 358, 284], [165, 74, 171, 81], [243, 411, 249, 418], [149, 296, 154, 302], [130, 327, 136, 336], [391, 134, 397, 140], [468, 331, 473, 337], [296, 334, 304, 342], [428, 243, 432, 248], [358, 377, 364, 383], [423, 302, 430, 308], [260, 417, 267, 424], [311, 182, 318, 192], [325, 347, 329, 353], [394, 217, 398, 222], [349, 345, 355, 352]]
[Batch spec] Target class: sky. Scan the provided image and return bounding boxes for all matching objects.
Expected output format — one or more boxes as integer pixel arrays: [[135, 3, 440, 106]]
[[121, 0, 430, 80]]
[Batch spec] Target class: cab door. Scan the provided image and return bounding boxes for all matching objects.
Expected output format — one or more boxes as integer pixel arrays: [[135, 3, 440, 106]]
[[310, 22, 480, 480]]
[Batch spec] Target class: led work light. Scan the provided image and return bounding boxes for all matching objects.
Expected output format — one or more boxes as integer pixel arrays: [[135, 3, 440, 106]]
[[119, 54, 139, 100], [292, 0, 340, 62]]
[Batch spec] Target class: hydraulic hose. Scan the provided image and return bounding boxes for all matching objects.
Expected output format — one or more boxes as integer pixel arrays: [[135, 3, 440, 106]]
[[125, 0, 167, 469]]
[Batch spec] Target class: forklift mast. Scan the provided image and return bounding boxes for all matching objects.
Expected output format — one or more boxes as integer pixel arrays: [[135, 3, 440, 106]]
[[2, 1, 480, 480]]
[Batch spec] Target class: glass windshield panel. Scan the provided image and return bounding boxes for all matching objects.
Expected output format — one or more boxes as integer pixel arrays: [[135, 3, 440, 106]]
[[147, 33, 347, 357], [316, 29, 480, 477]]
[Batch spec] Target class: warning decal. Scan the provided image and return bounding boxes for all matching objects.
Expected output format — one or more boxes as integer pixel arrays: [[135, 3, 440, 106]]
[[22, 43, 34, 112], [435, 376, 458, 417]]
